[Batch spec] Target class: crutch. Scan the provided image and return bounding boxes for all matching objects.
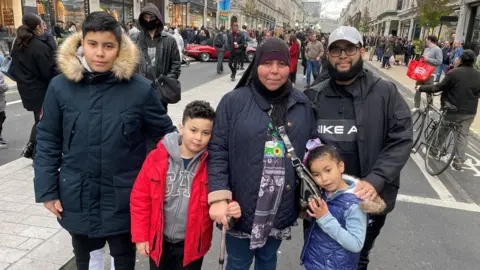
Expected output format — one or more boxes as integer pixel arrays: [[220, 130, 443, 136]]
[[218, 217, 235, 270]]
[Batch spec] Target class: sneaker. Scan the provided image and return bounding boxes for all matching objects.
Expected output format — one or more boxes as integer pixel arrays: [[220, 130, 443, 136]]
[[303, 75, 306, 79], [240, 67, 245, 70], [0, 136, 6, 149], [411, 108, 420, 114], [21, 142, 34, 159], [231, 76, 235, 82], [452, 161, 463, 171]]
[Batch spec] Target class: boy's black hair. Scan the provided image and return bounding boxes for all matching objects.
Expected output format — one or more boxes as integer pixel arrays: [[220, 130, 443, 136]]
[[182, 101, 215, 124], [82, 12, 123, 46], [305, 145, 343, 169]]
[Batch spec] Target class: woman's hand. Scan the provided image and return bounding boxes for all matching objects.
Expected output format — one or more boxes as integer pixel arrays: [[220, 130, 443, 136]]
[[307, 196, 329, 219], [209, 200, 231, 229], [136, 242, 149, 257], [227, 201, 242, 219]]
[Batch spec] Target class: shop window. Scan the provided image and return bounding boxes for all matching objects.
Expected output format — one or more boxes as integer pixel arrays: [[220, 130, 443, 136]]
[[169, 3, 187, 26], [55, 0, 86, 25], [99, 0, 134, 24], [466, 6, 480, 55]]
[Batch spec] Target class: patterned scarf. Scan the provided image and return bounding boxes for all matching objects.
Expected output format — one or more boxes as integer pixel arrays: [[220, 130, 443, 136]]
[[250, 122, 286, 249]]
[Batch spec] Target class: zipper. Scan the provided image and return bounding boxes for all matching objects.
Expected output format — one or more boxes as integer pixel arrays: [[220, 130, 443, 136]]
[[168, 160, 185, 240], [197, 230, 202, 252], [151, 233, 157, 251]]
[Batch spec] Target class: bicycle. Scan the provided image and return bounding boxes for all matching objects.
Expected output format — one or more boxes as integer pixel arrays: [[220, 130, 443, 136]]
[[411, 93, 467, 175]]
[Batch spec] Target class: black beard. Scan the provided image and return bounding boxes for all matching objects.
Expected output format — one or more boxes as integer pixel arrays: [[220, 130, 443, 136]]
[[327, 58, 364, 82]]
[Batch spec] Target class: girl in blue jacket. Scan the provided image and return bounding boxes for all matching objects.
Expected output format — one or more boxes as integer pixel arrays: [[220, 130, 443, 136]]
[[300, 140, 386, 270]]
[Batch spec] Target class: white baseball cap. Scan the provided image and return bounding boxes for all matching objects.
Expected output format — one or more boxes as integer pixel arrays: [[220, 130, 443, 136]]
[[328, 26, 363, 49]]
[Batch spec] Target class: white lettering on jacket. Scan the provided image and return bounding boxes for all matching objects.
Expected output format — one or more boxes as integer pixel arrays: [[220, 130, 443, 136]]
[[318, 125, 358, 135]]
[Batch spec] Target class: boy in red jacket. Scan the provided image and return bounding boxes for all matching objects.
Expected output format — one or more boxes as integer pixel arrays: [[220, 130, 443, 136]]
[[130, 101, 241, 270]]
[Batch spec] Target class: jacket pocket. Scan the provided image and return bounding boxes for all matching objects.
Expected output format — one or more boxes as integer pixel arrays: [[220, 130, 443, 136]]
[[113, 170, 140, 213], [120, 111, 142, 148], [58, 171, 84, 213], [63, 111, 80, 152]]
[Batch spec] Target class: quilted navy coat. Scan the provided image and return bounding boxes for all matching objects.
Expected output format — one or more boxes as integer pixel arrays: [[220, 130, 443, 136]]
[[33, 33, 176, 237], [207, 85, 317, 233]]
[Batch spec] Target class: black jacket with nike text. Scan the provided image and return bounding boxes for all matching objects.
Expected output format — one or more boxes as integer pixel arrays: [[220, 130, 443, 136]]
[[304, 70, 413, 214]]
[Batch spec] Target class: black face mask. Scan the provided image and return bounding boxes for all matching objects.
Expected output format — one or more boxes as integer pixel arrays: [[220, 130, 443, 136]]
[[327, 57, 364, 82], [144, 20, 158, 30]]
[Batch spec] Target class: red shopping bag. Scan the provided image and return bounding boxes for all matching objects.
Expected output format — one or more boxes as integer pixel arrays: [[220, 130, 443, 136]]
[[406, 58, 436, 81]]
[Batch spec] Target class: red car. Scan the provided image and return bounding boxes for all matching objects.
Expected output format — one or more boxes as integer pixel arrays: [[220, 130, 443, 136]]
[[185, 39, 256, 62]]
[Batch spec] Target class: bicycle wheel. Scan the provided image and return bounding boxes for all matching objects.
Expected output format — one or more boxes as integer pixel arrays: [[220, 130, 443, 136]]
[[424, 122, 458, 176], [412, 110, 426, 151]]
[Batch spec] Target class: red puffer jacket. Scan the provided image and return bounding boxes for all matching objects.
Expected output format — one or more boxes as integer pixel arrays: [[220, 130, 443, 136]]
[[130, 142, 212, 267]]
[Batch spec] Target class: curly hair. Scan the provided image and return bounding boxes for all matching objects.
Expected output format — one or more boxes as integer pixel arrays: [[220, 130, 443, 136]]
[[182, 100, 215, 124]]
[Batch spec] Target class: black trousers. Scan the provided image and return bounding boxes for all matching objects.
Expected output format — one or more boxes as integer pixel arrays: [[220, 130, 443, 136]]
[[239, 48, 246, 68], [289, 71, 297, 84], [70, 232, 136, 270], [0, 110, 5, 136], [228, 52, 241, 77], [150, 241, 203, 270], [29, 109, 41, 143], [303, 214, 388, 270]]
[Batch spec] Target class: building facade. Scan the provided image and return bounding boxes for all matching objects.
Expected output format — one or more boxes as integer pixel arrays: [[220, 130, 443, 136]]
[[339, 0, 467, 44], [218, 0, 306, 31], [2, 0, 306, 35], [455, 0, 480, 56]]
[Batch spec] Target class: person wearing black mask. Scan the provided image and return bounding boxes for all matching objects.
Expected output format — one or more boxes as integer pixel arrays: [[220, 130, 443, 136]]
[[304, 26, 413, 270], [208, 37, 316, 270], [137, 3, 181, 113]]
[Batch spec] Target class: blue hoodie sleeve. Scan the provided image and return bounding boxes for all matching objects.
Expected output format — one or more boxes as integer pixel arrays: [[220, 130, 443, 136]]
[[316, 204, 367, 253]]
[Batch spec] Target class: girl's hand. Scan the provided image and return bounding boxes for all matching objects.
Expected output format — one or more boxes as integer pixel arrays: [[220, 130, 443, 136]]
[[307, 196, 329, 219], [227, 201, 241, 219]]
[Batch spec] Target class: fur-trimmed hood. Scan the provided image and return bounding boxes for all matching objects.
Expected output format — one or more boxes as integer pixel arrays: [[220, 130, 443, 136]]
[[57, 32, 140, 82]]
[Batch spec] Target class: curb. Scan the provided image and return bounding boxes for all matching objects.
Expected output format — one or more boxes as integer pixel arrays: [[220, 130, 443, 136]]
[[364, 60, 480, 144], [7, 83, 15, 90], [59, 257, 76, 270]]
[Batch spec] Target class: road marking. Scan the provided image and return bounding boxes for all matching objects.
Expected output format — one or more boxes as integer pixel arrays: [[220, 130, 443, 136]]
[[410, 152, 456, 202], [6, 100, 21, 106], [397, 194, 480, 212]]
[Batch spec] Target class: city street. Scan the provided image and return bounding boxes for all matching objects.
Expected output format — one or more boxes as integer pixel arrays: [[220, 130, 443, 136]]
[[2, 60, 480, 269]]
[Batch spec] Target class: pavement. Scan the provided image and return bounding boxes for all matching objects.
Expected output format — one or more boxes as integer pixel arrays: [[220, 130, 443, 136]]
[[2, 61, 480, 269]]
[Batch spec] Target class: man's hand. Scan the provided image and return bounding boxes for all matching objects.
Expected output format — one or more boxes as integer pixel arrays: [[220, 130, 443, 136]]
[[316, 56, 321, 61], [136, 242, 149, 257], [307, 196, 329, 219], [354, 180, 378, 201], [423, 55, 429, 60], [415, 85, 421, 91], [43, 200, 63, 219], [209, 200, 230, 229]]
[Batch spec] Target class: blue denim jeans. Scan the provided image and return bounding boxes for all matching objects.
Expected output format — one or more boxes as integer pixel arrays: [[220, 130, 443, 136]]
[[435, 63, 449, 82], [225, 234, 282, 270], [376, 48, 384, 61], [306, 59, 318, 85]]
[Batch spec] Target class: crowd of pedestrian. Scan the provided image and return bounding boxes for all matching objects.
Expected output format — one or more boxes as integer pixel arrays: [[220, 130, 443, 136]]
[[3, 2, 480, 270]]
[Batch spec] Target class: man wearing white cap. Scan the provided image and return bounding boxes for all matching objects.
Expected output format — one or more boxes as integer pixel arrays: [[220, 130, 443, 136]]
[[305, 26, 413, 269]]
